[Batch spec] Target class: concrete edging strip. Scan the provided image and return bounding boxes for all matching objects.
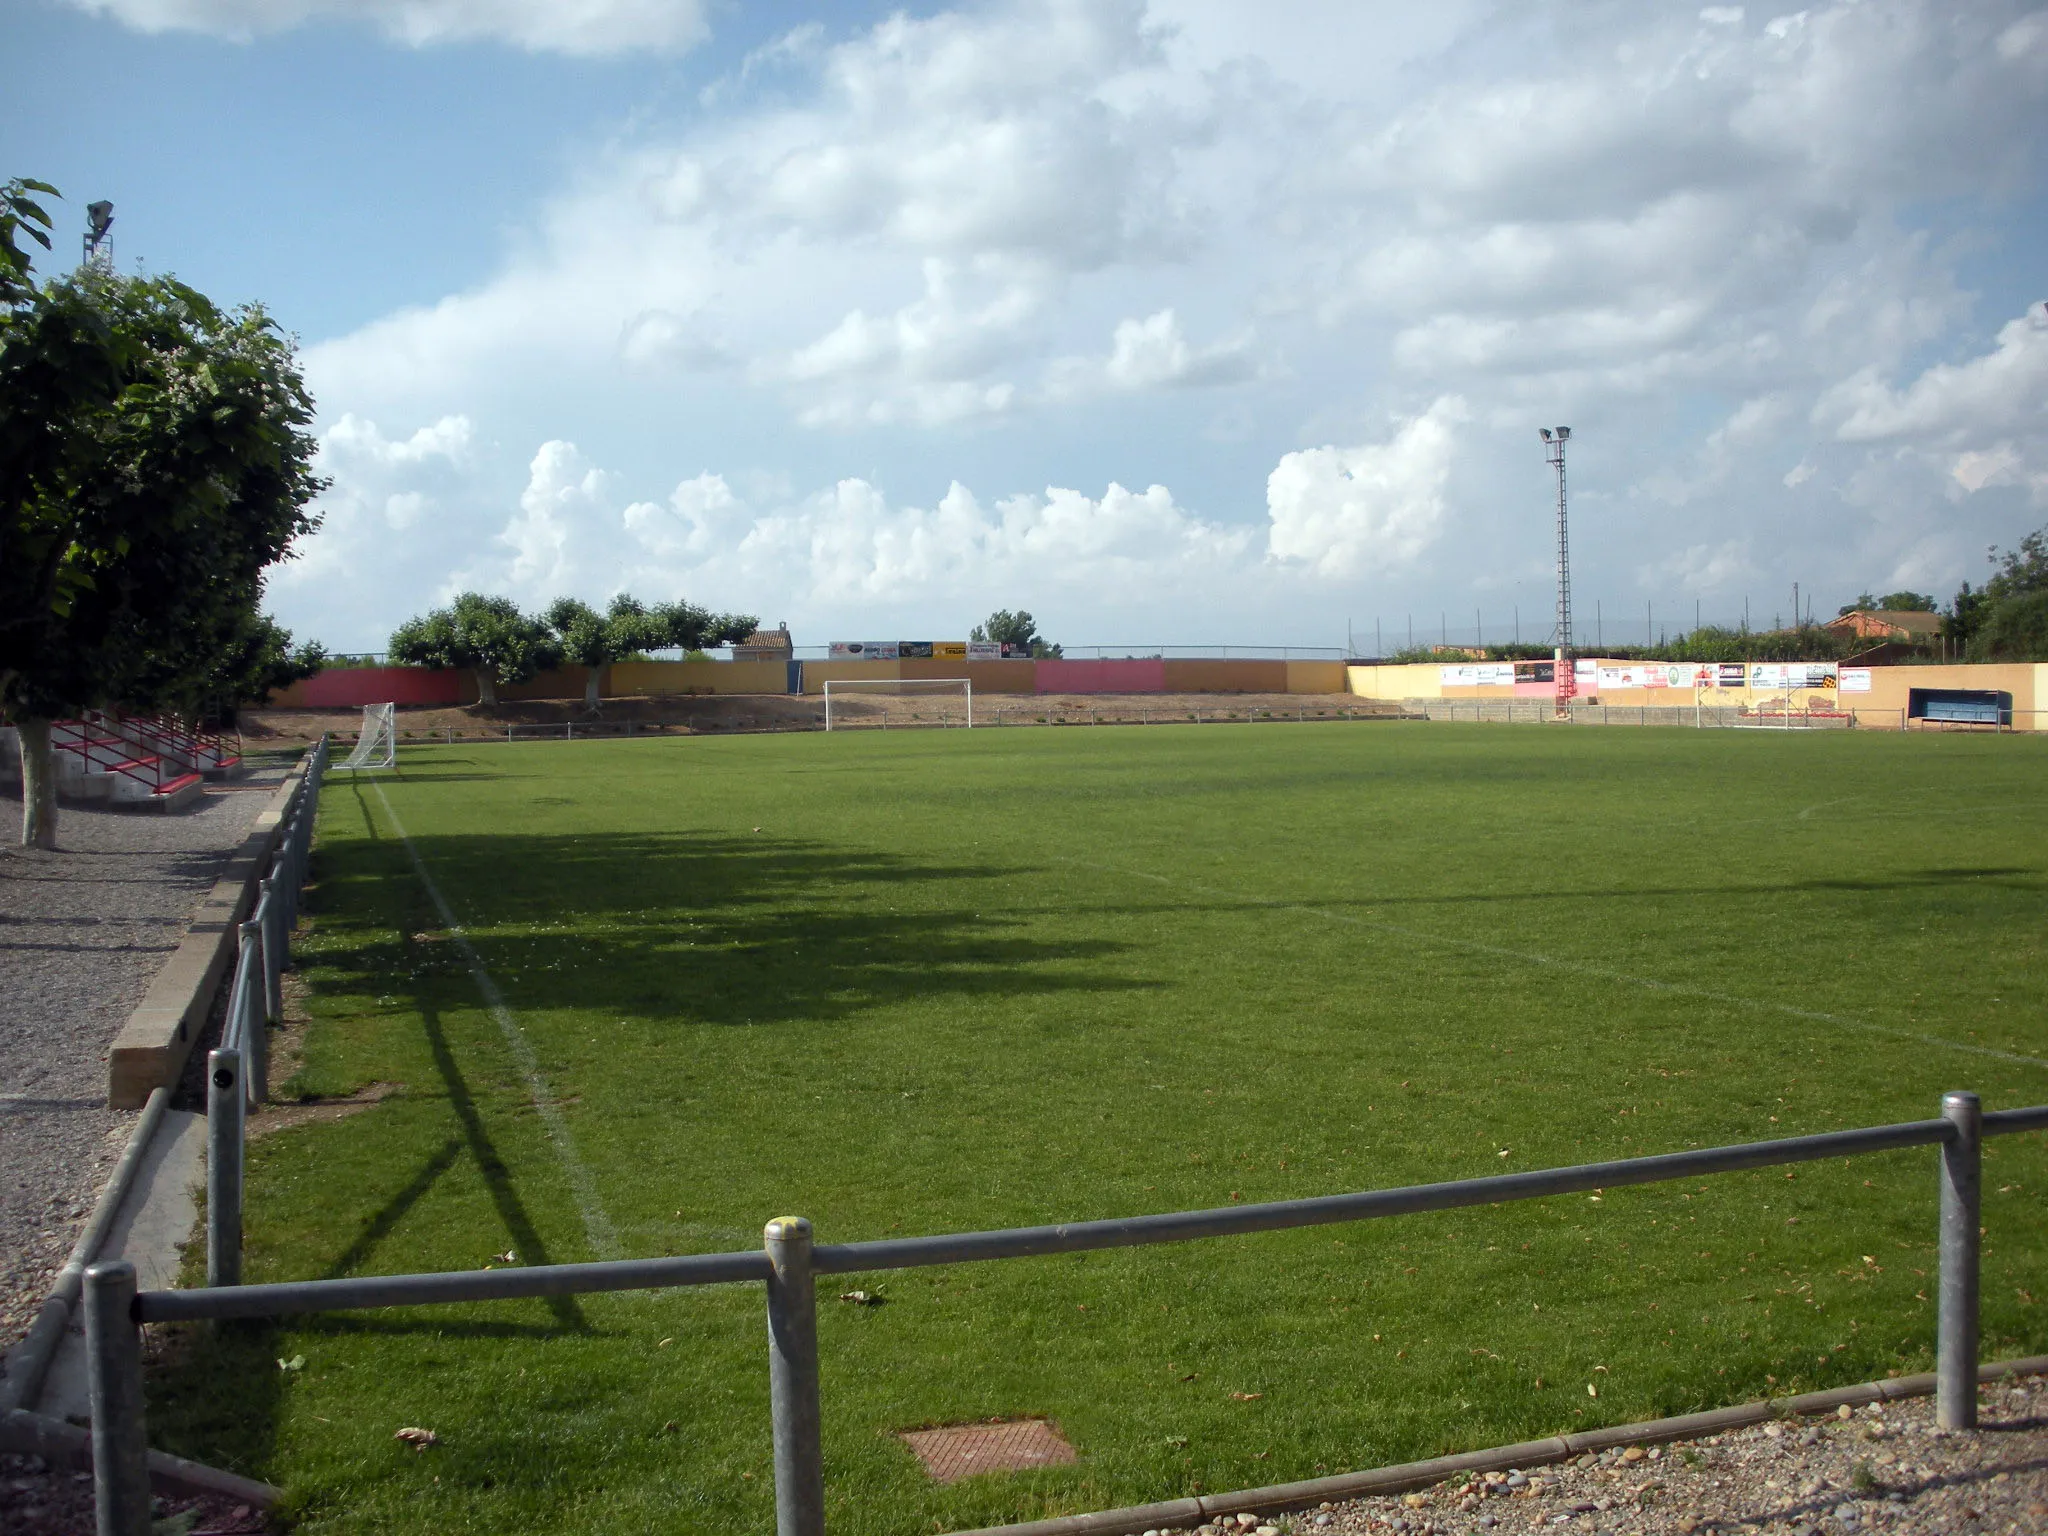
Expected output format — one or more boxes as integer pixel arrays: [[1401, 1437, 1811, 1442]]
[[0, 1407, 281, 1507], [0, 1086, 171, 1414], [946, 1356, 2048, 1536], [107, 757, 307, 1109]]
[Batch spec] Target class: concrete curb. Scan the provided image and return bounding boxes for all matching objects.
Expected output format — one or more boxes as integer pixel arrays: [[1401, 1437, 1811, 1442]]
[[0, 1407, 280, 1507], [107, 754, 308, 1109], [947, 1355, 2048, 1536], [0, 1087, 171, 1414]]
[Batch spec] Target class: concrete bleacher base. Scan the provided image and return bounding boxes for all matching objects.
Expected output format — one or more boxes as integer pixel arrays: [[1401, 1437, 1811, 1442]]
[[105, 757, 309, 1109]]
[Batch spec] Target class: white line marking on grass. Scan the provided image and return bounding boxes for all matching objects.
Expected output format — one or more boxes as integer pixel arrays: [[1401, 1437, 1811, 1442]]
[[372, 783, 623, 1260], [1067, 860, 2048, 1073]]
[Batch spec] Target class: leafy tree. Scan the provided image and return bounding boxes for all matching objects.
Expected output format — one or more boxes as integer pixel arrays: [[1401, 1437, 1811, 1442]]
[[389, 593, 559, 707], [647, 598, 757, 655], [1960, 526, 2048, 661], [1839, 591, 1937, 615], [546, 594, 669, 710], [1968, 588, 2048, 662], [198, 612, 326, 725], [970, 608, 1062, 658], [2, 181, 323, 846]]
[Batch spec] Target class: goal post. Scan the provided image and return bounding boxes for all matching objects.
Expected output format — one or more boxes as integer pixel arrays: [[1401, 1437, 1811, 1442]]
[[821, 679, 973, 732], [332, 702, 397, 771]]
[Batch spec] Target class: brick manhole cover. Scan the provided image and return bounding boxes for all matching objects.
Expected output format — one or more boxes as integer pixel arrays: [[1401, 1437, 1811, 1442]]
[[899, 1419, 1077, 1483]]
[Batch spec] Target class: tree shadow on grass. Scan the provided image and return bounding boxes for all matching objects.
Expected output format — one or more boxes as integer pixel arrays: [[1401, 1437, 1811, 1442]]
[[306, 808, 1154, 1032]]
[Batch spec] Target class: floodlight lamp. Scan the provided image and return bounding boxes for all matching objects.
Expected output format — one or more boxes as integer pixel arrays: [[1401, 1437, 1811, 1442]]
[[1556, 426, 1571, 441], [1539, 428, 1552, 441], [86, 201, 114, 239]]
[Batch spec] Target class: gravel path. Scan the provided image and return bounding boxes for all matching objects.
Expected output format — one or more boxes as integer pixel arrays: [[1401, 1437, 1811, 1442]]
[[1220, 1376, 2048, 1536], [0, 772, 284, 1362]]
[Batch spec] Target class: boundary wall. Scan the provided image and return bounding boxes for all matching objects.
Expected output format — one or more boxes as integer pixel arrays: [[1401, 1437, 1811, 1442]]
[[1347, 661, 2048, 730], [269, 659, 2046, 722]]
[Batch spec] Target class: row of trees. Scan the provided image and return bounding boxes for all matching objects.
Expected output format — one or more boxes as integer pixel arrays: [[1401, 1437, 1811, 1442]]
[[389, 593, 757, 707], [2, 178, 326, 846]]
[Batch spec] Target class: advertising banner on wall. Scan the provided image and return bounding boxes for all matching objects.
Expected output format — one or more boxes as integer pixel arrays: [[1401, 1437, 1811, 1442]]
[[1440, 663, 1517, 686], [1750, 662, 1838, 690], [930, 641, 967, 658], [1597, 665, 1658, 690], [897, 641, 935, 658], [966, 641, 1003, 661], [830, 641, 899, 660], [1512, 660, 1556, 683], [1840, 668, 1873, 693], [1718, 662, 1747, 688], [1575, 659, 1599, 680]]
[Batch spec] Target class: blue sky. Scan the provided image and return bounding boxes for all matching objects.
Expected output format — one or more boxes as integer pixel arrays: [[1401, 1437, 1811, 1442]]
[[8, 0, 2047, 652]]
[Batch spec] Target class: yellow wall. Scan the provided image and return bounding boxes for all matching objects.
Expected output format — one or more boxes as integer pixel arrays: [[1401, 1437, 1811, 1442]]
[[964, 659, 1038, 694], [1347, 659, 2045, 729], [608, 659, 791, 696], [1284, 661, 1349, 694], [498, 666, 595, 701], [1836, 662, 2039, 728], [1347, 663, 1443, 699], [1163, 659, 1288, 693], [797, 660, 901, 693], [899, 657, 979, 681]]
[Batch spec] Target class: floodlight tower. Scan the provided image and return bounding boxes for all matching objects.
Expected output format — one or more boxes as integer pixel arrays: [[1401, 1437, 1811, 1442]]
[[84, 201, 114, 271], [1540, 426, 1573, 715]]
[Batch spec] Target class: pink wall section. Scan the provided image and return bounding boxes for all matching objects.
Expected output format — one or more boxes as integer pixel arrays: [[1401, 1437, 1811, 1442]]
[[1035, 659, 1168, 694], [273, 667, 475, 708]]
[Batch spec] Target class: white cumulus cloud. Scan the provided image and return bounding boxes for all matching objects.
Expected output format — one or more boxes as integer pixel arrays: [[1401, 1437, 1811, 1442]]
[[1264, 398, 1466, 579]]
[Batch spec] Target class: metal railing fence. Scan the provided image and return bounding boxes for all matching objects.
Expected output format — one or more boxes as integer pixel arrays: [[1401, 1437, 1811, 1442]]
[[84, 1091, 2048, 1535], [204, 737, 327, 1291]]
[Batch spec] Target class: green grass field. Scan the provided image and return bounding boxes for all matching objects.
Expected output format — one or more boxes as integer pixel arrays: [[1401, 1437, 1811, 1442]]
[[148, 721, 2048, 1535]]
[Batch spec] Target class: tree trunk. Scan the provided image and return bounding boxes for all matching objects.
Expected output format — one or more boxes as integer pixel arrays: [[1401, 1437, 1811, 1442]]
[[18, 717, 58, 849], [476, 669, 498, 707], [584, 666, 602, 713]]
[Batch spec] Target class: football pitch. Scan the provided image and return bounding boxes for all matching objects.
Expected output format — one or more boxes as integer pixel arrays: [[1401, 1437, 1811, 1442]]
[[149, 722, 2048, 1535]]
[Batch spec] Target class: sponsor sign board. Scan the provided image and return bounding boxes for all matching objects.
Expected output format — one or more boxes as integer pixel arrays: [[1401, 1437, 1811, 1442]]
[[830, 641, 899, 660], [1575, 659, 1599, 679], [1718, 662, 1747, 688], [1840, 668, 1872, 694], [897, 641, 935, 658], [1440, 663, 1516, 687], [1749, 662, 1838, 690], [1512, 660, 1556, 683], [966, 641, 1004, 661], [1597, 665, 1661, 690], [930, 641, 968, 658]]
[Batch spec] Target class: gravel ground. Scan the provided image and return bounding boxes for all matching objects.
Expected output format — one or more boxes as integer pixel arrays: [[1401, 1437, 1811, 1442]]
[[3, 1380, 2040, 1536], [1195, 1376, 2048, 1536], [0, 771, 284, 1365]]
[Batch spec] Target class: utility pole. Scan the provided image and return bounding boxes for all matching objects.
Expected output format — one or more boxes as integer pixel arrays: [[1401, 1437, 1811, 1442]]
[[1541, 427, 1573, 714]]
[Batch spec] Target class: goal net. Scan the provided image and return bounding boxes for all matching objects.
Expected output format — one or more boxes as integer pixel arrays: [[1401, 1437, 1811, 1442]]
[[333, 703, 397, 770], [822, 679, 974, 732]]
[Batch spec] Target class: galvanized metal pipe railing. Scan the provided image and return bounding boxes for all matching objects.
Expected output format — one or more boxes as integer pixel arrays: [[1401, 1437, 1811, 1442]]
[[201, 737, 327, 1297], [89, 1094, 2048, 1536]]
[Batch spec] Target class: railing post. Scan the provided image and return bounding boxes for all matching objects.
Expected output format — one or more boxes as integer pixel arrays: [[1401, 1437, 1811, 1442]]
[[84, 1261, 151, 1536], [1938, 1089, 1982, 1429], [259, 876, 284, 1022], [764, 1216, 825, 1536], [207, 1049, 244, 1287], [238, 920, 267, 1105]]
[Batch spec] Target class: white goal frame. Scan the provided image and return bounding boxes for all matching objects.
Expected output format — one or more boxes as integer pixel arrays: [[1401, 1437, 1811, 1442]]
[[332, 702, 397, 770], [822, 678, 973, 732]]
